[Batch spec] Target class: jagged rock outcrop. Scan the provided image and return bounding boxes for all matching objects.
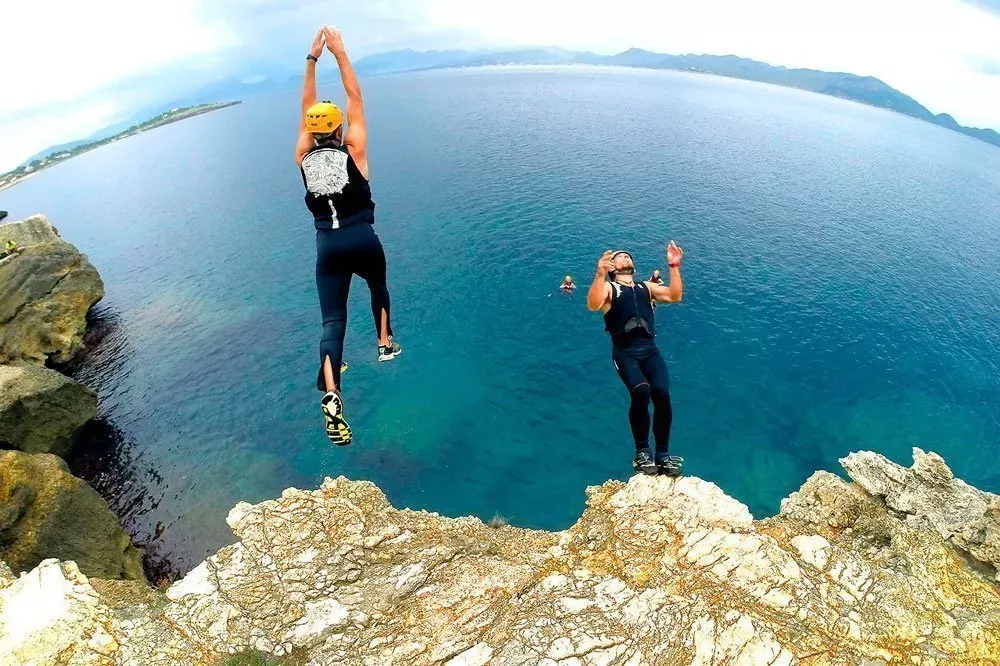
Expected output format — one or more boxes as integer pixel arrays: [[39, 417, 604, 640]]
[[0, 215, 142, 584], [2, 448, 999, 665], [842, 449, 1000, 579], [0, 363, 98, 455], [0, 451, 145, 582], [0, 559, 123, 665], [0, 214, 104, 365]]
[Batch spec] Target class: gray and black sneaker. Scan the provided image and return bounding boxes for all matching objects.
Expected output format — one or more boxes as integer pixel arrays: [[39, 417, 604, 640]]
[[633, 448, 658, 476], [321, 391, 352, 447], [378, 337, 402, 362], [656, 455, 684, 477]]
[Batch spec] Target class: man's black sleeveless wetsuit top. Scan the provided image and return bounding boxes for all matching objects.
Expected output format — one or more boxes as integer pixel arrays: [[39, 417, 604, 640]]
[[300, 143, 375, 230], [604, 281, 656, 349]]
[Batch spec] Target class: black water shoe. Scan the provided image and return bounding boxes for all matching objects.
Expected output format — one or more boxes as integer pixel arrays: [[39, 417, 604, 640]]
[[656, 455, 684, 477], [378, 338, 402, 362], [633, 448, 658, 476]]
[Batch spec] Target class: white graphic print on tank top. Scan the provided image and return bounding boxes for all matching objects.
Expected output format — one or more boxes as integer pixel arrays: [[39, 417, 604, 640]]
[[302, 148, 350, 228]]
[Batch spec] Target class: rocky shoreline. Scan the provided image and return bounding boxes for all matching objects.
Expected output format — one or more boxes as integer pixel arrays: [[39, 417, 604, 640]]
[[1, 214, 999, 664], [1, 448, 998, 664], [0, 214, 145, 584]]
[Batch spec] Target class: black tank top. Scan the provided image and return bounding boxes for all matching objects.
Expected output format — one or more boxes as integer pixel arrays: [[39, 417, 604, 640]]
[[604, 281, 656, 348], [300, 143, 375, 230]]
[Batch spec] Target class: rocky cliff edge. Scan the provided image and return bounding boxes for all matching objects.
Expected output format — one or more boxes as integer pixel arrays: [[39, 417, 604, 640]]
[[0, 215, 142, 585], [0, 214, 104, 366], [2, 447, 999, 665]]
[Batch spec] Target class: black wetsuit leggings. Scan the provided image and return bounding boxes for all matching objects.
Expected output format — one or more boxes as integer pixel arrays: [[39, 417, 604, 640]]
[[315, 224, 393, 390], [611, 341, 672, 455]]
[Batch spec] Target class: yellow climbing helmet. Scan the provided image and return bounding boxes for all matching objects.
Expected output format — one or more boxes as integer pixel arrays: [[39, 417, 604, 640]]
[[304, 101, 344, 134]]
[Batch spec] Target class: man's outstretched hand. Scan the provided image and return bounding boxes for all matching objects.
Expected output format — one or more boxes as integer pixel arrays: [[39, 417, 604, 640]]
[[309, 28, 325, 59], [667, 241, 683, 267], [324, 26, 346, 56], [597, 250, 616, 276]]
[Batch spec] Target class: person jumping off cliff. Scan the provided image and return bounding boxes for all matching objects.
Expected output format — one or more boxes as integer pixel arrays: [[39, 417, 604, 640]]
[[587, 243, 684, 476], [296, 26, 401, 447]]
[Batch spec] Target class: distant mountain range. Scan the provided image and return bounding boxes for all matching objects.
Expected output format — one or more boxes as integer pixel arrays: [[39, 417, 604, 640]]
[[352, 47, 1000, 149], [3, 103, 240, 192], [16, 78, 283, 167], [22, 46, 999, 167], [22, 116, 151, 164]]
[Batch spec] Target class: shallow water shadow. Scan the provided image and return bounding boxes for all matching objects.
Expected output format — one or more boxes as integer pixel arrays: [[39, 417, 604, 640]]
[[66, 417, 180, 583], [59, 304, 183, 582], [52, 304, 122, 374]]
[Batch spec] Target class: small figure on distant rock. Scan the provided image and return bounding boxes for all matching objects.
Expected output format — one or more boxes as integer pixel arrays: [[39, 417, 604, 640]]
[[1, 239, 23, 259], [560, 275, 576, 292]]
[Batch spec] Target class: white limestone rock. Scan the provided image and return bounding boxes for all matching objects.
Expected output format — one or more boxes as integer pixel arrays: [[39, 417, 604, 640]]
[[2, 450, 999, 664]]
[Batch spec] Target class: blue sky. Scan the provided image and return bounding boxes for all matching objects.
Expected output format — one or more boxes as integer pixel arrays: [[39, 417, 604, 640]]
[[2, 0, 1000, 171]]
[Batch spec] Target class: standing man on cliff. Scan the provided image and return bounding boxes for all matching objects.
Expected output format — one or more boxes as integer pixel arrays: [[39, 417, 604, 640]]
[[587, 243, 684, 476]]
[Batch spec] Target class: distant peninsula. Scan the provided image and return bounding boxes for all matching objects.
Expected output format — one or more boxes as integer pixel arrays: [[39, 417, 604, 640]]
[[355, 47, 1000, 150], [0, 102, 240, 193]]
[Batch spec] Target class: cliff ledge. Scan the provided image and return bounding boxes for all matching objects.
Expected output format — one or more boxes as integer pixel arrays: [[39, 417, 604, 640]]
[[2, 447, 998, 665]]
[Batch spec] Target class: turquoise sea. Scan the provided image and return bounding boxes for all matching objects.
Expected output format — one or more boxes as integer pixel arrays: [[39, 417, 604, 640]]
[[3, 66, 999, 574]]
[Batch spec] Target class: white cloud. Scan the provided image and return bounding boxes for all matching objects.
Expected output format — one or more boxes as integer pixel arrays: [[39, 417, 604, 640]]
[[0, 1, 231, 109], [2, 0, 1000, 170], [0, 0, 234, 169], [1, 99, 119, 167]]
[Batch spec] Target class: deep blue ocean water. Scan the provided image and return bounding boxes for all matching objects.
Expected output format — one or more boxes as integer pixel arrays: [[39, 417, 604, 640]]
[[3, 66, 999, 574]]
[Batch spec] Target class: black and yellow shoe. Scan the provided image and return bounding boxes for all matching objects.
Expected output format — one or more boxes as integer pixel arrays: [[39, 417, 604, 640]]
[[321, 391, 352, 447]]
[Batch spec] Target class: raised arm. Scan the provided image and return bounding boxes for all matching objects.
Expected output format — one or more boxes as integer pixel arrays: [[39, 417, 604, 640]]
[[587, 250, 616, 312], [325, 26, 369, 179], [648, 241, 684, 303], [295, 29, 326, 166]]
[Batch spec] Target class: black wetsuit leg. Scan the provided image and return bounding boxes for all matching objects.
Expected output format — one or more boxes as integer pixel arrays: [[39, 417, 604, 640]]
[[315, 224, 394, 390], [638, 348, 672, 456], [612, 347, 652, 451], [353, 230, 394, 341], [613, 342, 672, 453]]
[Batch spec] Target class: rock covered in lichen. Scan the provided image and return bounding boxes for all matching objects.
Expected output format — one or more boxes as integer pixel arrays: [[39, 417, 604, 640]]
[[841, 448, 1000, 579], [0, 214, 104, 365], [0, 559, 116, 665], [0, 363, 98, 456], [0, 558, 202, 666], [1, 449, 999, 664], [0, 450, 145, 582]]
